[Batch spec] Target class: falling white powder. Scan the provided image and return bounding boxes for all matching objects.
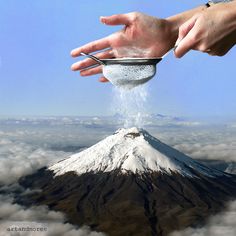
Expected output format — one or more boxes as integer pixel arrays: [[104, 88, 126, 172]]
[[111, 85, 149, 128], [107, 46, 155, 127]]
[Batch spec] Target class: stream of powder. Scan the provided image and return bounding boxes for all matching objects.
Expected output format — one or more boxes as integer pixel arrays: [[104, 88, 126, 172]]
[[109, 46, 153, 128], [111, 85, 149, 128]]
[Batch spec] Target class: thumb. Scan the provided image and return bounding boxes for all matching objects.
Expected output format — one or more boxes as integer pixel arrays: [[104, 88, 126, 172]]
[[175, 15, 198, 58], [100, 14, 131, 26]]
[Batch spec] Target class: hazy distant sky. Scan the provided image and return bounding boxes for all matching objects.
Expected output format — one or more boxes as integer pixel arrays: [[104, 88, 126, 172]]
[[0, 0, 235, 119]]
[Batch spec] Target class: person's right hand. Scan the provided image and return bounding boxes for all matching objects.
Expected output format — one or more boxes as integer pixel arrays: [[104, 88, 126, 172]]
[[175, 2, 236, 58], [71, 12, 176, 82]]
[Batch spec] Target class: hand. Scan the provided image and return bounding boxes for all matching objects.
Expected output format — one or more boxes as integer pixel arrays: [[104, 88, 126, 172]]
[[71, 12, 176, 82], [175, 2, 236, 58]]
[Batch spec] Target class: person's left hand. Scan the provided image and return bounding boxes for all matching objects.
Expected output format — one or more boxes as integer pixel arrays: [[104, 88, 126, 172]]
[[175, 2, 236, 58]]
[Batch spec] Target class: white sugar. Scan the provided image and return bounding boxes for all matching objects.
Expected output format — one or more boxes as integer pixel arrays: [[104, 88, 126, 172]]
[[111, 85, 149, 128]]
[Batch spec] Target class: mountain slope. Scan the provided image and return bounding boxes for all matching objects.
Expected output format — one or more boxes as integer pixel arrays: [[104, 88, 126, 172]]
[[49, 127, 224, 178], [18, 128, 236, 236]]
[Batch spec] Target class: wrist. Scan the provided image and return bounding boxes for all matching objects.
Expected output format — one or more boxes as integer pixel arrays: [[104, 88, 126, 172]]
[[166, 6, 207, 44], [217, 1, 236, 32], [227, 1, 236, 31], [206, 0, 234, 7]]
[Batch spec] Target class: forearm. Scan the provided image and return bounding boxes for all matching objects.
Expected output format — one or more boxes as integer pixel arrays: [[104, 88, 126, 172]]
[[209, 0, 236, 44], [221, 1, 236, 33]]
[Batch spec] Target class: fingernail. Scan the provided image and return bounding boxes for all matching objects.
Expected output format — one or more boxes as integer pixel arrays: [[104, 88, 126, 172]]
[[71, 50, 76, 57], [175, 39, 181, 48], [71, 63, 79, 70], [80, 71, 87, 76], [100, 16, 107, 24]]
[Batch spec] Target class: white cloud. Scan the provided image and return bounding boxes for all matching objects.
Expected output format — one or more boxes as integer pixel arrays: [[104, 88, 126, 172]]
[[0, 138, 70, 185], [173, 142, 236, 162], [225, 163, 236, 174], [0, 195, 106, 236], [170, 200, 236, 236], [149, 127, 236, 174], [0, 123, 111, 185]]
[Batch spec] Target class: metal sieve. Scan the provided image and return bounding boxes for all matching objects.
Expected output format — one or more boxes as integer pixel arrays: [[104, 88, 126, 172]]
[[80, 52, 165, 89]]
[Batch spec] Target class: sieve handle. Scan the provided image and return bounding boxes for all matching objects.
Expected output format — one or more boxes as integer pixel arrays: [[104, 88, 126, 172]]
[[162, 44, 178, 59], [80, 52, 105, 65]]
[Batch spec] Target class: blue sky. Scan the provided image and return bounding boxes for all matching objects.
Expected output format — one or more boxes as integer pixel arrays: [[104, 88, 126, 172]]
[[0, 0, 235, 119]]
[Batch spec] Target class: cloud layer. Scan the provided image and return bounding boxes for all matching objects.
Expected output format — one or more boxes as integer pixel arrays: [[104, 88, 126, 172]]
[[0, 138, 69, 185], [149, 126, 236, 174], [0, 194, 106, 236], [170, 200, 236, 236]]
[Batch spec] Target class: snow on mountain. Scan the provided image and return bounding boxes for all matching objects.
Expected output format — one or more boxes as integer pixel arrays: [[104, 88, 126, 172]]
[[49, 127, 224, 178]]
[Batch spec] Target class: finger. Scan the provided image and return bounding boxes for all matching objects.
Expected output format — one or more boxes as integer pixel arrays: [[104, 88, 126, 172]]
[[175, 32, 197, 58], [80, 65, 102, 76], [100, 14, 131, 26], [71, 49, 113, 71], [176, 15, 198, 46], [99, 77, 109, 83], [71, 37, 110, 57], [175, 17, 199, 58]]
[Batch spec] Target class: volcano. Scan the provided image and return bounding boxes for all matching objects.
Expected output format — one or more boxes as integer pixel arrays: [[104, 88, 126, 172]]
[[19, 128, 236, 236]]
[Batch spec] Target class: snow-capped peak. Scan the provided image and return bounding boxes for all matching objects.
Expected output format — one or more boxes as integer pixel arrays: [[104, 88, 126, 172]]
[[49, 127, 224, 178]]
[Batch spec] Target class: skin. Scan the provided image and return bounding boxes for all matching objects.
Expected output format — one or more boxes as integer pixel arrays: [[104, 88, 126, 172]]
[[70, 6, 206, 82], [175, 2, 236, 58], [71, 12, 176, 82]]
